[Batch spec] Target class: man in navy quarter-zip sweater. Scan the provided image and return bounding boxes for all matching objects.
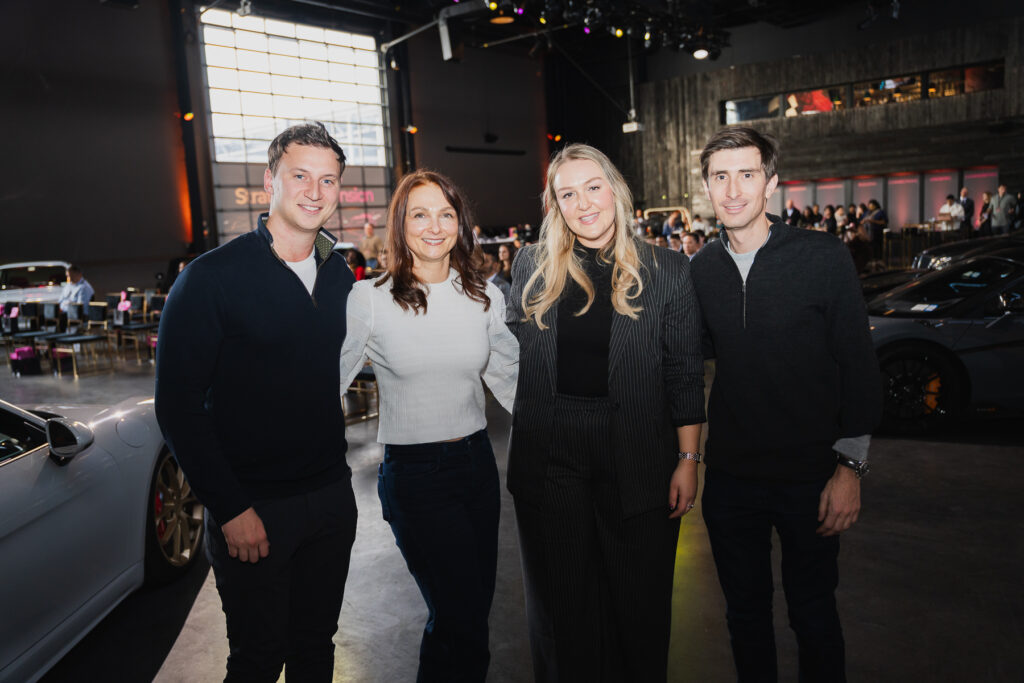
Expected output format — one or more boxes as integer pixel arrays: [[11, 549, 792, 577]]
[[690, 127, 881, 683], [156, 123, 356, 683]]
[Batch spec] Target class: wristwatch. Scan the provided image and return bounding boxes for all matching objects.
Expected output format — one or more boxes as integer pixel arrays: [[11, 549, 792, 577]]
[[678, 451, 703, 463], [835, 452, 870, 479]]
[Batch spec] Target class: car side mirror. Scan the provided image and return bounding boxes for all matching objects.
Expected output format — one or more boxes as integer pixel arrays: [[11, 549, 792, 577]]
[[46, 418, 94, 465]]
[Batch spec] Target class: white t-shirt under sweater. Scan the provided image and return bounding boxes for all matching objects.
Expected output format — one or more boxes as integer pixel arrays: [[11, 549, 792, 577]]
[[283, 249, 317, 295], [339, 269, 519, 444]]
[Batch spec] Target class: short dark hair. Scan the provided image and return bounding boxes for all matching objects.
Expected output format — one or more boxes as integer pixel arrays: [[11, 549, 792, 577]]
[[945, 194, 956, 201], [700, 126, 779, 182], [67, 264, 83, 274], [267, 122, 346, 177]]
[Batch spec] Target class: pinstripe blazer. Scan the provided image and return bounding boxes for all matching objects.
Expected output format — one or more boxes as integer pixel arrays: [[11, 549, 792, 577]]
[[505, 241, 706, 518]]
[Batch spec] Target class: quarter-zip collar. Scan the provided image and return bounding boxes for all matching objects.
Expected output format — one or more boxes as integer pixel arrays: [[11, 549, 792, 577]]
[[718, 213, 781, 254], [717, 214, 789, 329], [257, 212, 338, 267], [257, 212, 339, 304]]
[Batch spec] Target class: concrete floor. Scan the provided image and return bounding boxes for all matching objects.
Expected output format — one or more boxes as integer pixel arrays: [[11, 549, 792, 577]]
[[6, 362, 1022, 683]]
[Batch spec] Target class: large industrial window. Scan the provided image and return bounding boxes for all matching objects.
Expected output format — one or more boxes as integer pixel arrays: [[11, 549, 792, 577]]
[[853, 75, 921, 107], [199, 8, 391, 244], [783, 88, 846, 116], [722, 60, 1004, 124], [723, 95, 781, 124], [928, 62, 1005, 98]]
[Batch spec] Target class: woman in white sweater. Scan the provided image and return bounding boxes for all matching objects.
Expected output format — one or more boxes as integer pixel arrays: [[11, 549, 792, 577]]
[[339, 169, 518, 682]]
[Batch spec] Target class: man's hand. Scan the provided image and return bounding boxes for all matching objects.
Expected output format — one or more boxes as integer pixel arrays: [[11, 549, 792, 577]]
[[817, 465, 861, 537], [668, 460, 699, 519], [221, 507, 269, 563]]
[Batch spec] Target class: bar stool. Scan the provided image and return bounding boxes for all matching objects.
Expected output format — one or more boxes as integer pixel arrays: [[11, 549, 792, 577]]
[[344, 364, 379, 425]]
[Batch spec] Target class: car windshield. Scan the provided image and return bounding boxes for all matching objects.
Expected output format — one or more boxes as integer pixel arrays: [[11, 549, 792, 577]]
[[869, 259, 1024, 316], [1, 266, 66, 289]]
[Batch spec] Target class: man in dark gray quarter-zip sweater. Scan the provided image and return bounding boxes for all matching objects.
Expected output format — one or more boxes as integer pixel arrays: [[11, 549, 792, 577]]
[[690, 126, 882, 683], [156, 122, 356, 683]]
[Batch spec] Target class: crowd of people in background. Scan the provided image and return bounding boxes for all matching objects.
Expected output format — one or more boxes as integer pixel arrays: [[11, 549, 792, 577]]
[[340, 183, 1019, 283]]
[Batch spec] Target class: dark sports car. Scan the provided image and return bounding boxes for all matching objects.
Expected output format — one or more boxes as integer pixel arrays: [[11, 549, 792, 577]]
[[911, 232, 1024, 270], [868, 248, 1024, 432], [860, 269, 927, 301]]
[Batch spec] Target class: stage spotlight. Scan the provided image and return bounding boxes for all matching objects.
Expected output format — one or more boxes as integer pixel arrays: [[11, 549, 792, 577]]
[[693, 47, 709, 59]]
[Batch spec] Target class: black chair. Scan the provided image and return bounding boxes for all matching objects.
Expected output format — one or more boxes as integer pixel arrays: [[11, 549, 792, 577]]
[[148, 294, 167, 321], [0, 302, 20, 336], [17, 302, 41, 332], [42, 303, 60, 331], [129, 293, 146, 322]]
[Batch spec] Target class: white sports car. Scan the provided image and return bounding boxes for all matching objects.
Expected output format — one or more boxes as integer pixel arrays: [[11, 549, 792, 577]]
[[0, 396, 204, 683]]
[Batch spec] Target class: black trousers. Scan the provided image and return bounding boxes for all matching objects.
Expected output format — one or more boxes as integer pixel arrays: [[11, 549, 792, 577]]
[[702, 468, 845, 683], [514, 394, 680, 683], [204, 477, 357, 683], [378, 429, 500, 683]]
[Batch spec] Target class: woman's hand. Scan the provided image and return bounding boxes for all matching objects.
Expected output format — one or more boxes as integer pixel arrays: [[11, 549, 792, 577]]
[[668, 459, 699, 519]]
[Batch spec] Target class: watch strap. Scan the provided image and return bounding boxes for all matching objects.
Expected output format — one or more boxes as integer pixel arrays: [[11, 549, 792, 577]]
[[678, 451, 703, 463]]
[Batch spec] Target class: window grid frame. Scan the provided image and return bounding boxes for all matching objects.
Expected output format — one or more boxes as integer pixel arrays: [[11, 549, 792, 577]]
[[198, 8, 393, 245]]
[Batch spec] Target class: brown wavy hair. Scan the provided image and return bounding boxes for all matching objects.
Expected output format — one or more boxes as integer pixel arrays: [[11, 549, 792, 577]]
[[375, 169, 490, 314]]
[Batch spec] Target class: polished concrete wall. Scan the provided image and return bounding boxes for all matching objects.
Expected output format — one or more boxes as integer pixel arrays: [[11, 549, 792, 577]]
[[1, 0, 190, 295], [405, 32, 549, 231]]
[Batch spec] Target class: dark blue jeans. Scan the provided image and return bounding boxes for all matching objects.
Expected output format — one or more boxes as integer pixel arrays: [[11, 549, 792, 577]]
[[205, 477, 357, 683], [702, 468, 845, 683], [379, 429, 500, 683]]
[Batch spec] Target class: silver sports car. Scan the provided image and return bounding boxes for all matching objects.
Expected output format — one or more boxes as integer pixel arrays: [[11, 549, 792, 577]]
[[868, 248, 1024, 432], [0, 396, 204, 683]]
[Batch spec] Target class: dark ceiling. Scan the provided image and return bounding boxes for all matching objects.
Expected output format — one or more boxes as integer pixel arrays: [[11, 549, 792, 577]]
[[240, 1, 876, 57]]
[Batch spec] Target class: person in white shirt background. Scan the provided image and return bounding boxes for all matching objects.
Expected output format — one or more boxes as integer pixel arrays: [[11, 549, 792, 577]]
[[938, 193, 965, 223], [338, 169, 518, 683], [58, 264, 94, 312]]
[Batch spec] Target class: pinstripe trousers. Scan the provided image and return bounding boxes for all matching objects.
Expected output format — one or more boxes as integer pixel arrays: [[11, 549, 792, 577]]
[[514, 394, 680, 683]]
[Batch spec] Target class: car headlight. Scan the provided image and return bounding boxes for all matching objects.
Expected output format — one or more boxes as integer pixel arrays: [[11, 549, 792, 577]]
[[930, 255, 953, 270]]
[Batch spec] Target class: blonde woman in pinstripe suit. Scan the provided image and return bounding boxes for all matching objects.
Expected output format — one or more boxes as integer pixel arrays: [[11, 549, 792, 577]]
[[506, 144, 706, 682]]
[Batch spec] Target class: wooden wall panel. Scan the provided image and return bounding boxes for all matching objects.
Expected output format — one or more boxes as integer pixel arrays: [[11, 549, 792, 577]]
[[633, 17, 1024, 219]]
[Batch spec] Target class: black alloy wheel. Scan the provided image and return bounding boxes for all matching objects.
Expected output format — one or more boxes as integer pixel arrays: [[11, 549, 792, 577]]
[[878, 345, 963, 434]]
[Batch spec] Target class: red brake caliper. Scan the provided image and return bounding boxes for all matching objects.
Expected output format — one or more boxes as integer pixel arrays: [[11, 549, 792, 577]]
[[155, 487, 166, 538]]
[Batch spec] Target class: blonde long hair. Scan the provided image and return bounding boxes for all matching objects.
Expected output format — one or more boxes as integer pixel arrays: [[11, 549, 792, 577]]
[[522, 143, 644, 329]]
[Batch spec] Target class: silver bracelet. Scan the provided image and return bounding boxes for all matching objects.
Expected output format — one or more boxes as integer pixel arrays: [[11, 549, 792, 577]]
[[678, 451, 703, 463]]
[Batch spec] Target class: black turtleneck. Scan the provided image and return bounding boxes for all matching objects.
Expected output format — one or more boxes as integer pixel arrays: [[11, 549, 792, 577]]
[[556, 245, 613, 397]]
